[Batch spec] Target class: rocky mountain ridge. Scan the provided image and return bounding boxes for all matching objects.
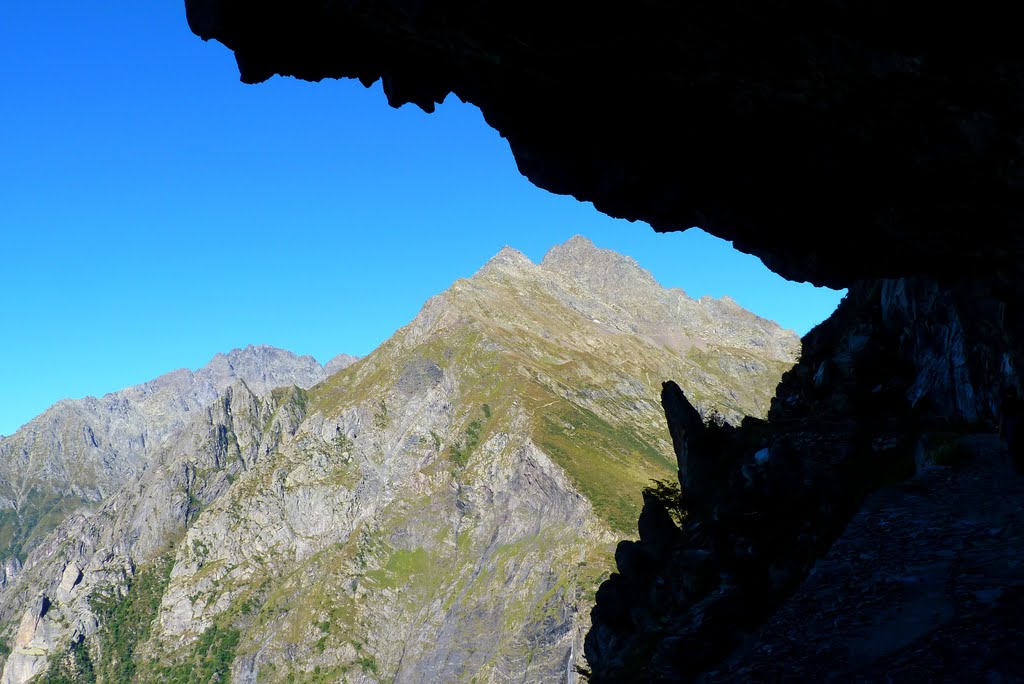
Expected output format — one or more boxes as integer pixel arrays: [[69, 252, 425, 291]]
[[0, 237, 798, 683], [0, 346, 358, 574]]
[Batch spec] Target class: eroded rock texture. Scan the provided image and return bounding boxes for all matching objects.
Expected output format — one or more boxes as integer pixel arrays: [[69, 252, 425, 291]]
[[185, 0, 1024, 287]]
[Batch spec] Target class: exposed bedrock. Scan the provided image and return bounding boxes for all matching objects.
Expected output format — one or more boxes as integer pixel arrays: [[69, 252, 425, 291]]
[[184, 0, 1024, 287], [585, 274, 1024, 680], [773, 276, 1024, 427]]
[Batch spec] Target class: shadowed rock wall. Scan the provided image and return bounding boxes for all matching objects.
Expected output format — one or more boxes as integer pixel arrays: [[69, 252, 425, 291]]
[[185, 0, 1024, 287], [584, 275, 1024, 681]]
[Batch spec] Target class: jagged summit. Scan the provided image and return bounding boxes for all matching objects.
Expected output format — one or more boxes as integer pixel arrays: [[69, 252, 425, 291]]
[[473, 235, 663, 302], [541, 234, 662, 295], [445, 236, 799, 367], [542, 233, 597, 257], [0, 343, 353, 591], [197, 344, 324, 392], [475, 236, 661, 294], [541, 235, 613, 268], [475, 244, 535, 277], [220, 343, 308, 363]]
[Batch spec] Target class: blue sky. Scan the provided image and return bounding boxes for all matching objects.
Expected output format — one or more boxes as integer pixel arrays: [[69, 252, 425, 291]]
[[0, 3, 844, 436]]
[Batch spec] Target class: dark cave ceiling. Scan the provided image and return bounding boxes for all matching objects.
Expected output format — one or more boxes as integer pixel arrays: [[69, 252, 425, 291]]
[[185, 0, 1024, 288]]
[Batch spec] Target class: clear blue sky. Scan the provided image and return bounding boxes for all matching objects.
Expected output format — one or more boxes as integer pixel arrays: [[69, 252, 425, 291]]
[[0, 2, 844, 436]]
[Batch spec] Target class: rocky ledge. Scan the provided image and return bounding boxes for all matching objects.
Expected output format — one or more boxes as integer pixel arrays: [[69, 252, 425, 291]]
[[185, 0, 1024, 287]]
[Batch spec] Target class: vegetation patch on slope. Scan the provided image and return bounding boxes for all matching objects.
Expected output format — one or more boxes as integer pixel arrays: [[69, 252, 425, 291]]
[[87, 552, 175, 682], [0, 489, 89, 565]]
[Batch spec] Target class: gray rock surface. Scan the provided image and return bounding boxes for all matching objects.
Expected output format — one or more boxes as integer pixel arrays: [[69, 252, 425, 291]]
[[0, 596, 53, 684], [0, 345, 340, 571], [325, 353, 360, 376]]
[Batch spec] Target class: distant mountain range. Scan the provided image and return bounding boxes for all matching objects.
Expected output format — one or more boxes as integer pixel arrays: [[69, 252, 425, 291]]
[[0, 346, 358, 574], [0, 236, 798, 684]]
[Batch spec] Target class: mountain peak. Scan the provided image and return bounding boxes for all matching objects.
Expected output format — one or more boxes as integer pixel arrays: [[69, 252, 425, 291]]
[[325, 353, 359, 375], [541, 235, 640, 272], [562, 234, 597, 251], [222, 344, 288, 361], [492, 245, 533, 266], [540, 235, 598, 265], [475, 245, 536, 277], [199, 345, 326, 394], [540, 235, 661, 296]]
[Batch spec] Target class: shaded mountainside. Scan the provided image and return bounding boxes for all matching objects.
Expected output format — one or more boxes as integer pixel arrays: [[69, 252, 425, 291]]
[[0, 237, 798, 683], [703, 434, 1024, 682], [584, 275, 1024, 682]]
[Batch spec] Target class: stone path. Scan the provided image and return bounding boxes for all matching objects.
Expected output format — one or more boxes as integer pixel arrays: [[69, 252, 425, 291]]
[[701, 433, 1024, 683]]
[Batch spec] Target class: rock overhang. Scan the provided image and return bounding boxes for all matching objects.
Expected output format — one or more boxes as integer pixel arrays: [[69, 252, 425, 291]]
[[184, 0, 1024, 289]]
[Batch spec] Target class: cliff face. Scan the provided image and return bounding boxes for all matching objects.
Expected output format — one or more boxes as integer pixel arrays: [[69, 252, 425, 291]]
[[0, 346, 333, 574], [0, 239, 796, 683], [773, 276, 1023, 428]]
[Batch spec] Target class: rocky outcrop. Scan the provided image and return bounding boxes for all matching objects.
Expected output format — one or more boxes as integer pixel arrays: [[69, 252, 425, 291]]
[[0, 562, 20, 593], [0, 378, 303, 684], [1, 597, 54, 684], [586, 384, 859, 682], [662, 381, 716, 519], [184, 0, 1024, 288], [772, 277, 1023, 428]]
